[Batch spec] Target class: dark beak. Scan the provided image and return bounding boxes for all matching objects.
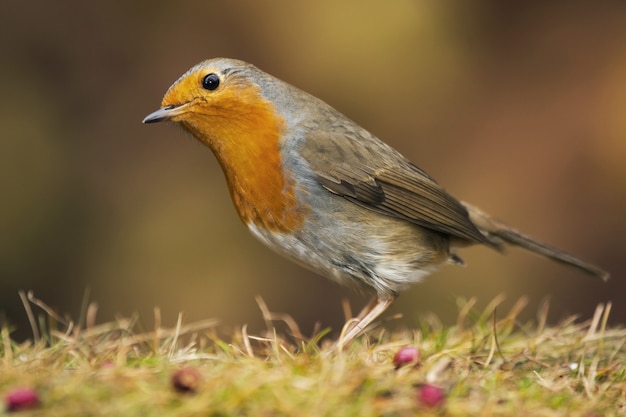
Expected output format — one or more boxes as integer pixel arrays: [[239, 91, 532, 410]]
[[142, 104, 188, 124]]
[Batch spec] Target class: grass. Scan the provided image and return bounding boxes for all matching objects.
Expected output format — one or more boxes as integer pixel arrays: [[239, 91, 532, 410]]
[[1, 292, 625, 416]]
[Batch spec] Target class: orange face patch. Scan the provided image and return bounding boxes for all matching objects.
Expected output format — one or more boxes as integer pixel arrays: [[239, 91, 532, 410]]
[[161, 69, 306, 233]]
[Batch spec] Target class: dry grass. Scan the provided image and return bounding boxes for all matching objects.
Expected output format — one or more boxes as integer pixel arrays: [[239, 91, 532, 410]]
[[1, 292, 625, 416]]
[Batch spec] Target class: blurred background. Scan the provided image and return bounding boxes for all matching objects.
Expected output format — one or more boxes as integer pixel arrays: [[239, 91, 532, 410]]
[[1, 1, 625, 342]]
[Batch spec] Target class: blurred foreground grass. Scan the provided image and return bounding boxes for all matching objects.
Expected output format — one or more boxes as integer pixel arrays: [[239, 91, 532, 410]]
[[1, 293, 624, 416]]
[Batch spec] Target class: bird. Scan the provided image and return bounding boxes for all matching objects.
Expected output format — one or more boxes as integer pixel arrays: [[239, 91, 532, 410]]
[[143, 57, 609, 346]]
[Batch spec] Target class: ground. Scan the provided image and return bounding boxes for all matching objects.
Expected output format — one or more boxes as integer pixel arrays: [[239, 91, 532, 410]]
[[1, 294, 624, 416]]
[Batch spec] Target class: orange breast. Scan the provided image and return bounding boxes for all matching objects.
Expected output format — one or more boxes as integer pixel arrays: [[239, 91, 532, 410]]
[[173, 84, 306, 233]]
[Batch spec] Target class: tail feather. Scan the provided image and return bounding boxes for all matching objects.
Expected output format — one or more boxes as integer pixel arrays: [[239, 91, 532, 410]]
[[463, 202, 610, 282]]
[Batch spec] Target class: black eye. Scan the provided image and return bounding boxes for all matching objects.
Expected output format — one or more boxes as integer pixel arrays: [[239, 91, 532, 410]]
[[202, 73, 220, 90]]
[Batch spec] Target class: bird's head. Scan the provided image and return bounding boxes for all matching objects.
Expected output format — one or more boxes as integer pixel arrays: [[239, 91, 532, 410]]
[[143, 58, 303, 231], [143, 58, 282, 148]]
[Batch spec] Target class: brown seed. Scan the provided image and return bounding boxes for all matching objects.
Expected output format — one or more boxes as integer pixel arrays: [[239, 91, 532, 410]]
[[171, 367, 202, 393]]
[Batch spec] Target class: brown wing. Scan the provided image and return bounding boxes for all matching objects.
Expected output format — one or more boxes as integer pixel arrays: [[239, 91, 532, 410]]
[[300, 129, 499, 248]]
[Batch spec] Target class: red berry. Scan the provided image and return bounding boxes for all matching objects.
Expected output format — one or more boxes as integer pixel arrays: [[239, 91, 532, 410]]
[[171, 367, 201, 393], [4, 388, 40, 412], [417, 384, 445, 408], [393, 347, 420, 369]]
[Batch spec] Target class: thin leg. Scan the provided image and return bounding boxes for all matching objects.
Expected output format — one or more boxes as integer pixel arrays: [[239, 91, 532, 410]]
[[337, 296, 395, 349], [356, 296, 379, 320]]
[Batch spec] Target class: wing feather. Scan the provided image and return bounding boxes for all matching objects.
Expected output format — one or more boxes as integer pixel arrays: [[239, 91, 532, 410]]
[[300, 129, 498, 247]]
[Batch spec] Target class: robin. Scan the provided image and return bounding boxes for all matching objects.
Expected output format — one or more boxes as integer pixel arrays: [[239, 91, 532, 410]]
[[143, 58, 609, 346]]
